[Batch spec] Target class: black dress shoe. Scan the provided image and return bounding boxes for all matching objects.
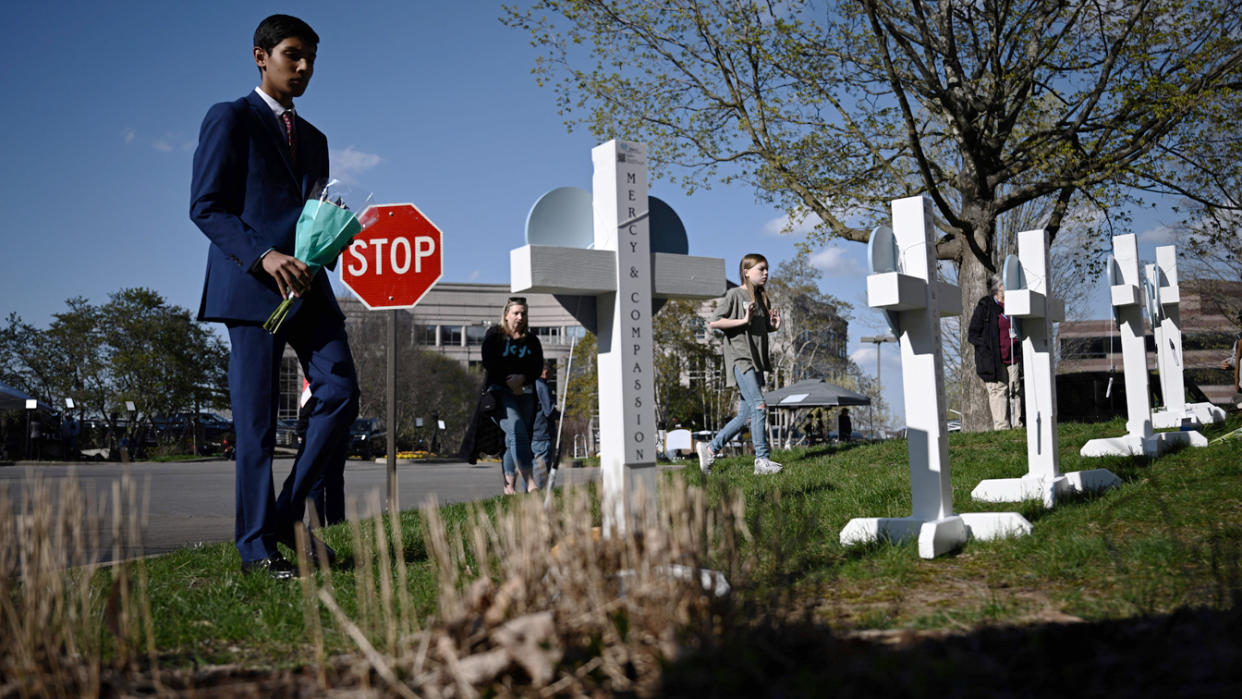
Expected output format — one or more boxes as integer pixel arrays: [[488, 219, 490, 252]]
[[278, 534, 337, 568], [240, 555, 297, 580]]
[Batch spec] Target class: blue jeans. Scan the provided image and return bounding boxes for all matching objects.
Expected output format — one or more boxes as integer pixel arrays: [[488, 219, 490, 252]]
[[710, 366, 769, 458], [495, 388, 536, 482], [532, 438, 552, 488]]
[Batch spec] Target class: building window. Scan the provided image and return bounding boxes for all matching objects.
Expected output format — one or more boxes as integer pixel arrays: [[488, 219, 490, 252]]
[[466, 325, 488, 346], [278, 356, 301, 420], [533, 326, 560, 343], [690, 316, 707, 340], [417, 325, 438, 346], [443, 325, 464, 346]]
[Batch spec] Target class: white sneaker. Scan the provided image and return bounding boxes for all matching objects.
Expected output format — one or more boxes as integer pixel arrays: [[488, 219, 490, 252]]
[[753, 457, 783, 475], [696, 442, 716, 474]]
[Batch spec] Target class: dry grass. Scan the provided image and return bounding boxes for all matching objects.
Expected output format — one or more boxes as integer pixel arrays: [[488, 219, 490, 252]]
[[0, 473, 161, 697], [293, 482, 750, 696], [1, 469, 758, 696]]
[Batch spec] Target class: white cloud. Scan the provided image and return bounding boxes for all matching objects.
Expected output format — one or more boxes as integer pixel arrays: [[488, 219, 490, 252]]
[[850, 346, 876, 365], [122, 128, 136, 144], [331, 146, 382, 176], [152, 140, 174, 153], [808, 246, 865, 277], [468, 269, 481, 281], [1138, 224, 1178, 245], [762, 211, 823, 237]]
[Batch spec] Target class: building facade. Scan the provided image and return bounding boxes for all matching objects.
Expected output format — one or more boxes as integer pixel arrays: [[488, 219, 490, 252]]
[[278, 282, 850, 427], [1057, 278, 1241, 415]]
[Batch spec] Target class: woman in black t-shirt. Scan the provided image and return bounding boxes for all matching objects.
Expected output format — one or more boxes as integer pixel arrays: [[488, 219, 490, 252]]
[[482, 296, 544, 494]]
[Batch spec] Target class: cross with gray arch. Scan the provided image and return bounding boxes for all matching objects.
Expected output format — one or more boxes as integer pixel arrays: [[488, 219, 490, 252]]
[[510, 139, 725, 531]]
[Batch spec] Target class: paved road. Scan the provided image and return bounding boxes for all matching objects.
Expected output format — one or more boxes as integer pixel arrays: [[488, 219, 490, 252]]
[[0, 457, 602, 562]]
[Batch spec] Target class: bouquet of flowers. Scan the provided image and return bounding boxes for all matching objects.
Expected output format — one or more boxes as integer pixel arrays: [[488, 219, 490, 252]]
[[264, 179, 373, 334]]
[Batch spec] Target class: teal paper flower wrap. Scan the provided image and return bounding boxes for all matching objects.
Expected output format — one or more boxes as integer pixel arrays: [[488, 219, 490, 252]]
[[263, 198, 363, 334]]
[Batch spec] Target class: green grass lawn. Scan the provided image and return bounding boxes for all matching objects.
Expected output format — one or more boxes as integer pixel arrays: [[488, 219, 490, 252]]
[[12, 413, 1239, 685]]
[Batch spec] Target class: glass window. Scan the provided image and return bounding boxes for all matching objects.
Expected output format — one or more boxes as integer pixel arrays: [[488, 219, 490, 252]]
[[690, 316, 707, 340], [417, 325, 439, 345], [533, 326, 560, 343], [466, 325, 488, 346], [278, 356, 301, 421], [443, 325, 463, 346]]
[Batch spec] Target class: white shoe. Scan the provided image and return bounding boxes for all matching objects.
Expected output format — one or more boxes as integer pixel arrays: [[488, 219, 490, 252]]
[[753, 457, 783, 475], [696, 442, 716, 474]]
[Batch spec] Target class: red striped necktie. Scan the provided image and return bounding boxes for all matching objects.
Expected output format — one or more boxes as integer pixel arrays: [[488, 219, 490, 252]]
[[280, 111, 297, 164]]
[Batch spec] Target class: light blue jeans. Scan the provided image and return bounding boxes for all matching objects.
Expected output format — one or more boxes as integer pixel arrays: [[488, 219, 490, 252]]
[[531, 439, 552, 488], [710, 366, 769, 458], [495, 388, 536, 481]]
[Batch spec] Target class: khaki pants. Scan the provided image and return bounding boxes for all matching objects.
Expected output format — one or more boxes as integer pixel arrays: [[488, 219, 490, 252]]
[[985, 363, 1021, 430]]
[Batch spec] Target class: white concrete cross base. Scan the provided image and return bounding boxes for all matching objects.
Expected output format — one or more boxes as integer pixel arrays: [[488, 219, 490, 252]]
[[839, 512, 1032, 559], [972, 470, 1124, 508], [1152, 404, 1227, 430], [1079, 430, 1208, 458], [841, 196, 1030, 558]]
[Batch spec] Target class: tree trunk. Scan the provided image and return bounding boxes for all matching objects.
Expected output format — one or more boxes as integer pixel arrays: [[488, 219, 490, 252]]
[[958, 251, 992, 432]]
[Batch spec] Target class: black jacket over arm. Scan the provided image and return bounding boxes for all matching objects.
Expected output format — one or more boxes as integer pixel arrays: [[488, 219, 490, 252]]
[[968, 296, 1006, 382]]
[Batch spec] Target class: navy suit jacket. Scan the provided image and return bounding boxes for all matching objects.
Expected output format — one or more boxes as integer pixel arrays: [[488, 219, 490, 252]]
[[190, 90, 341, 324]]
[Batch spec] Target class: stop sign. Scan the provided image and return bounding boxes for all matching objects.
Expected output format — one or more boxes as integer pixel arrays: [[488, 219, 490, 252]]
[[340, 203, 443, 309]]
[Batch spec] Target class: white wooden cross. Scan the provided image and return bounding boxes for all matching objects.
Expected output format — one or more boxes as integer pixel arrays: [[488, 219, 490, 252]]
[[1147, 245, 1225, 430], [840, 196, 1030, 559], [1081, 235, 1207, 457], [510, 140, 725, 533], [971, 229, 1120, 507]]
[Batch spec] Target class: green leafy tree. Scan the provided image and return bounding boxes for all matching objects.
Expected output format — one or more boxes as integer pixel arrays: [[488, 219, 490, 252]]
[[100, 288, 228, 440], [652, 298, 720, 429], [1166, 91, 1242, 325], [766, 256, 852, 385], [348, 312, 479, 454], [2, 289, 228, 452], [0, 313, 53, 401], [506, 0, 1242, 429]]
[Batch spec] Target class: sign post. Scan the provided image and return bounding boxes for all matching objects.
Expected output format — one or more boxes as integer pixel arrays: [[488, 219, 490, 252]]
[[341, 203, 444, 514]]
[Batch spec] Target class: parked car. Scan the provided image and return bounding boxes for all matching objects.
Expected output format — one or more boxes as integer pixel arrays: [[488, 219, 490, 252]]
[[162, 411, 234, 453], [349, 418, 386, 460], [275, 419, 299, 449]]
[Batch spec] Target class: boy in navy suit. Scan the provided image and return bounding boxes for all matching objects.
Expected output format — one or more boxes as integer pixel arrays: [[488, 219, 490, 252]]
[[191, 14, 359, 579]]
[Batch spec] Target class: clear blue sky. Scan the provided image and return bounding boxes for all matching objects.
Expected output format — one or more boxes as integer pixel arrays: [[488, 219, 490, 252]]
[[0, 1, 1183, 424]]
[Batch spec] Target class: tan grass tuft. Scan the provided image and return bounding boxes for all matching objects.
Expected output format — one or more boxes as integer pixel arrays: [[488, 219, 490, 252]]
[[304, 480, 748, 696]]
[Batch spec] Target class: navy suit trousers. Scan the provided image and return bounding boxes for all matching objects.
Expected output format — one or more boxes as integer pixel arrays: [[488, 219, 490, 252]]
[[227, 294, 358, 563]]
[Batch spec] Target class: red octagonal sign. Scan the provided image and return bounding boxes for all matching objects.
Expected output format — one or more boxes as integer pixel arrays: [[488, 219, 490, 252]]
[[341, 203, 444, 310]]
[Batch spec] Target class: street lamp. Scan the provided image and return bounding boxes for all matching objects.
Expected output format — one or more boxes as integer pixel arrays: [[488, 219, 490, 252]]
[[24, 398, 36, 460], [859, 334, 897, 438]]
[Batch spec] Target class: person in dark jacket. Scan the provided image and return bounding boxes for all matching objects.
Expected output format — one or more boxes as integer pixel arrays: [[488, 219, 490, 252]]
[[968, 275, 1022, 430], [837, 408, 852, 443], [472, 297, 543, 494], [1220, 310, 1242, 405], [531, 361, 561, 489]]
